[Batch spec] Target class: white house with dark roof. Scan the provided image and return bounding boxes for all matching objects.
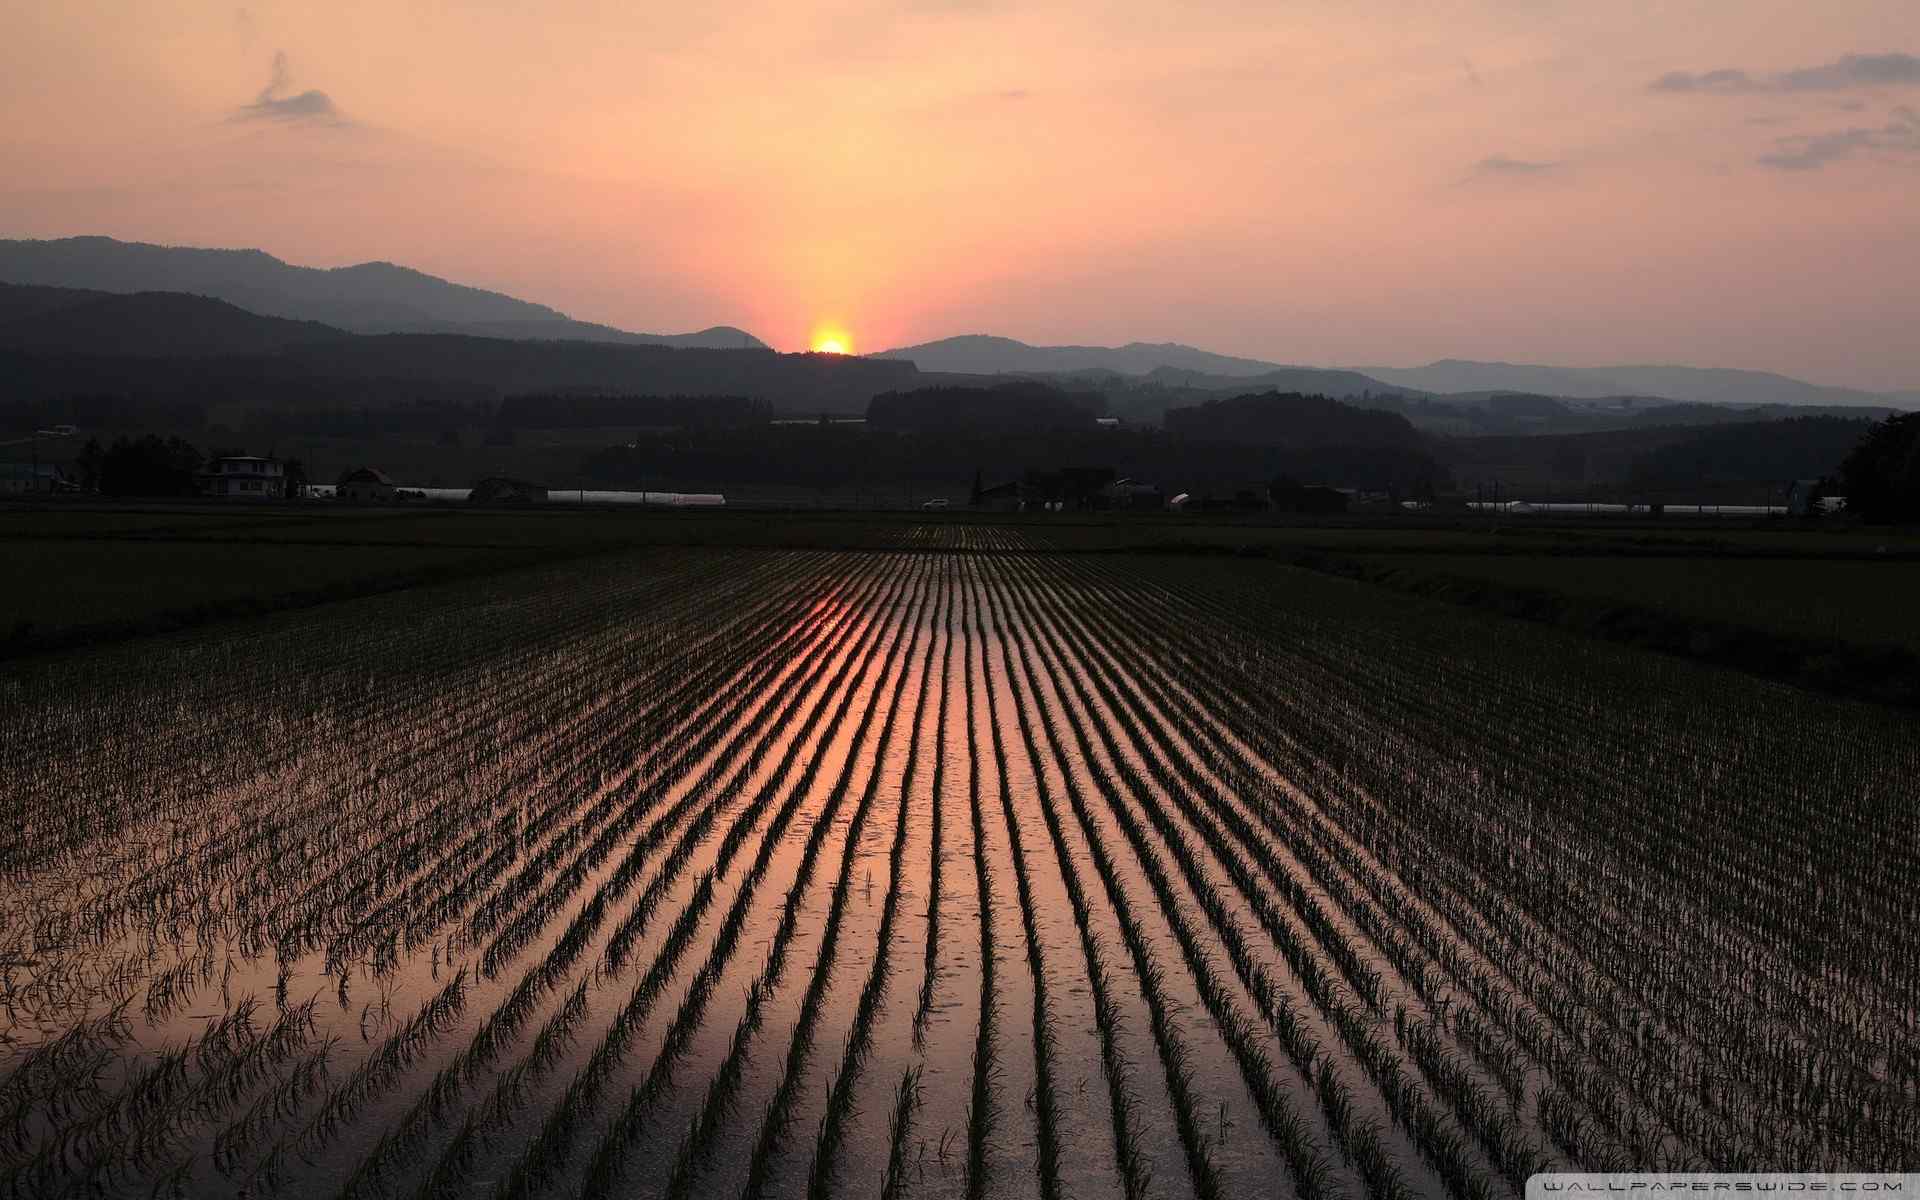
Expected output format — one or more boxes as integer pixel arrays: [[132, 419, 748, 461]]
[[198, 456, 286, 498]]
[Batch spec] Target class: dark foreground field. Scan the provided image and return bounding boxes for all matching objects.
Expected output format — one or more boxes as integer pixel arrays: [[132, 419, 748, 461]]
[[7, 501, 1920, 704], [1, 511, 1916, 1199]]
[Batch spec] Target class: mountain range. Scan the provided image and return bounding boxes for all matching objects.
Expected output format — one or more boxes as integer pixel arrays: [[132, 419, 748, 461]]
[[0, 281, 913, 418], [880, 335, 1913, 410], [2, 236, 1910, 411], [0, 284, 347, 357], [1351, 359, 1910, 410], [0, 236, 765, 349], [873, 334, 1289, 378]]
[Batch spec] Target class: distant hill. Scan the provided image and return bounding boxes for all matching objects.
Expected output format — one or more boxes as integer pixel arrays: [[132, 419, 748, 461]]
[[1163, 391, 1424, 450], [1, 333, 921, 422], [1435, 413, 1881, 493], [876, 339, 1919, 410], [875, 334, 1307, 379], [432, 318, 763, 349], [272, 338, 916, 409], [1355, 359, 1903, 409], [0, 236, 768, 349], [1628, 416, 1876, 488], [0, 284, 346, 357], [1627, 401, 1898, 427], [0, 282, 101, 324], [867, 381, 1105, 434], [1142, 364, 1417, 398]]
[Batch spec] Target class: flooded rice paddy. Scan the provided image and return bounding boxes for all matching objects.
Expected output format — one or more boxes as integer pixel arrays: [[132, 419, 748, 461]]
[[2, 543, 1916, 1199]]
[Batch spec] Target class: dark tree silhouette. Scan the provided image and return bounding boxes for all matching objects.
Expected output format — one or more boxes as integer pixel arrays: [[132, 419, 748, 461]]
[[72, 437, 105, 491], [1840, 412, 1920, 523], [1164, 391, 1422, 450], [867, 382, 1103, 434], [99, 434, 202, 497]]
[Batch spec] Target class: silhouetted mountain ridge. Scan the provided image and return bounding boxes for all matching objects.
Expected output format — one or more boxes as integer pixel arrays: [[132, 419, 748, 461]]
[[1355, 359, 1903, 409], [0, 284, 347, 356], [0, 236, 768, 349], [877, 336, 1913, 410], [1, 333, 919, 419], [875, 334, 1302, 379]]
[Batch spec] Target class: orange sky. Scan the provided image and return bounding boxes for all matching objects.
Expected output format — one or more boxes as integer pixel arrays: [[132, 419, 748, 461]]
[[2, 1, 1917, 389]]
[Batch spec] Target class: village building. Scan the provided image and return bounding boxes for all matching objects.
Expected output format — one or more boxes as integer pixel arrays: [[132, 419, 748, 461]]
[[0, 463, 72, 494], [337, 466, 397, 503], [197, 456, 286, 498]]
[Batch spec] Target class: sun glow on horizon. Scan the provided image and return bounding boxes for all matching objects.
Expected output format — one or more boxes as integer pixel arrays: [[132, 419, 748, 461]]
[[809, 324, 853, 355]]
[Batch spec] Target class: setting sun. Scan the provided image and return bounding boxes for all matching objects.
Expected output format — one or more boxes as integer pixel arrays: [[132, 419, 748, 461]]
[[809, 325, 853, 355]]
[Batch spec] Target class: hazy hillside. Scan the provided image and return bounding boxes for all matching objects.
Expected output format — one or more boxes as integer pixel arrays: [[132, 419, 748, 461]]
[[276, 338, 915, 407], [0, 284, 346, 357], [867, 381, 1105, 434], [1164, 391, 1424, 450], [1, 336, 920, 420], [0, 236, 769, 349], [878, 337, 1914, 414], [1628, 417, 1875, 487], [875, 334, 1301, 378], [1434, 414, 1882, 493], [1142, 363, 1415, 397], [435, 319, 763, 349], [1357, 358, 1901, 408], [1627, 401, 1898, 427], [0, 282, 104, 323]]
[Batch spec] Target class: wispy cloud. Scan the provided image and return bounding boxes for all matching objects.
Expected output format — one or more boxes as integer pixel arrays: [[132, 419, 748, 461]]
[[235, 51, 344, 124], [1473, 154, 1559, 174], [1758, 106, 1920, 170], [1653, 52, 1920, 95], [1651, 67, 1759, 95], [1778, 52, 1920, 91]]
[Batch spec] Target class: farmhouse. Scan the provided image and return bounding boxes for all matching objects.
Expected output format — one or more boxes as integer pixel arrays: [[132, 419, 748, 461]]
[[337, 466, 396, 503], [1100, 477, 1165, 511], [0, 463, 71, 494], [1785, 478, 1844, 516], [197, 456, 286, 498]]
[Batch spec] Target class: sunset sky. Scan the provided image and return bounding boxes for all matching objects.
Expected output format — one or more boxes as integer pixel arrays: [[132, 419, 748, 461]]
[[2, 1, 1917, 389]]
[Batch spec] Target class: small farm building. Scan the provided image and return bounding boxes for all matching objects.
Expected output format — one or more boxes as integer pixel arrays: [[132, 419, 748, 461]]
[[337, 466, 396, 503], [1786, 479, 1844, 516], [1100, 478, 1165, 511], [0, 463, 72, 494]]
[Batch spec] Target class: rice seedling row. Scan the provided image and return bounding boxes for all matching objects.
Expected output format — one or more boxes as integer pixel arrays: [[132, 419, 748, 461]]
[[4, 542, 1913, 1199]]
